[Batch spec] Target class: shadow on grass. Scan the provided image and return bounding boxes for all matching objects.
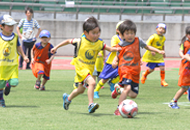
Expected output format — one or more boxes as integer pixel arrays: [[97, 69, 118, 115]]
[[6, 105, 39, 108], [79, 112, 113, 116]]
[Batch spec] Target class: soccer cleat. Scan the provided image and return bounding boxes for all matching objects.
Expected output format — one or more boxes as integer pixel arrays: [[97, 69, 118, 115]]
[[88, 103, 99, 113], [141, 72, 146, 84], [4, 81, 11, 96], [39, 86, 45, 91], [63, 93, 71, 110], [0, 99, 6, 107], [187, 87, 190, 101], [94, 91, 99, 99], [114, 108, 120, 116], [34, 80, 41, 89], [109, 83, 115, 92], [168, 101, 179, 109], [161, 80, 168, 87], [184, 91, 187, 95], [111, 85, 121, 99]]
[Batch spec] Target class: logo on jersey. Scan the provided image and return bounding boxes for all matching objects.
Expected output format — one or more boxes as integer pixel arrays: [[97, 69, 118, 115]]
[[120, 51, 138, 67], [123, 51, 134, 62], [3, 47, 11, 57], [85, 49, 95, 60]]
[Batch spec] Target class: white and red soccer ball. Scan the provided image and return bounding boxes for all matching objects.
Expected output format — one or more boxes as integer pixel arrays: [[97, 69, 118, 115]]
[[119, 99, 138, 118]]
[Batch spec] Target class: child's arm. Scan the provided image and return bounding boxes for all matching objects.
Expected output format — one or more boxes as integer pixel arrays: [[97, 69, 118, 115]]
[[31, 47, 35, 64], [17, 46, 29, 63], [183, 54, 190, 62], [144, 45, 165, 55], [112, 56, 118, 69], [51, 39, 72, 54], [46, 54, 55, 65], [104, 45, 121, 52], [179, 48, 184, 59]]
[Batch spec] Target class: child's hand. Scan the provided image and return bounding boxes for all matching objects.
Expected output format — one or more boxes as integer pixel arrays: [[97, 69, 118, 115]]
[[151, 52, 156, 56], [140, 60, 143, 65], [31, 58, 35, 64], [158, 50, 165, 55], [112, 61, 118, 69], [51, 48, 57, 54], [117, 47, 122, 51], [24, 56, 29, 63], [46, 59, 51, 64]]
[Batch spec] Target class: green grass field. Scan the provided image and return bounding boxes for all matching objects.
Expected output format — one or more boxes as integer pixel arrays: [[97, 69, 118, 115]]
[[1, 69, 190, 130]]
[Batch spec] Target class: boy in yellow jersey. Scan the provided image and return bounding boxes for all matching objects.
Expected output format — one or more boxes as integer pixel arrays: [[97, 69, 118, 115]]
[[141, 23, 168, 87], [51, 17, 121, 113], [0, 15, 29, 107], [93, 21, 123, 98]]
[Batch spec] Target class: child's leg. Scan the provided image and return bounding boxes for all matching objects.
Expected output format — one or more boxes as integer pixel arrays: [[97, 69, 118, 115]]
[[68, 83, 86, 101], [63, 83, 85, 110], [160, 66, 168, 87], [35, 73, 43, 89], [118, 85, 137, 105], [94, 78, 109, 98], [94, 79, 108, 92], [39, 78, 47, 90], [109, 76, 120, 92], [169, 87, 188, 109], [141, 67, 154, 84], [86, 76, 99, 113]]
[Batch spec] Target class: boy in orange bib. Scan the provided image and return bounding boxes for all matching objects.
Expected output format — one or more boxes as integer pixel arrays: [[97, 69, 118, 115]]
[[31, 30, 55, 90]]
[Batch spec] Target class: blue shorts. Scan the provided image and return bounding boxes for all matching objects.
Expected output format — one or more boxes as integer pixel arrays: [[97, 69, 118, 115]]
[[99, 63, 118, 80], [146, 62, 165, 70], [118, 78, 139, 94]]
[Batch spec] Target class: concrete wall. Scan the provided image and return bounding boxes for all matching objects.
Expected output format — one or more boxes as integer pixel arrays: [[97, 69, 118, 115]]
[[2, 10, 189, 57]]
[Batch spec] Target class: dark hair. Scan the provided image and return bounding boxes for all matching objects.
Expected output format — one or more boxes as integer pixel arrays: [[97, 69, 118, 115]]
[[118, 19, 137, 35], [83, 16, 101, 33], [0, 24, 5, 30], [180, 26, 190, 46], [25, 7, 33, 14]]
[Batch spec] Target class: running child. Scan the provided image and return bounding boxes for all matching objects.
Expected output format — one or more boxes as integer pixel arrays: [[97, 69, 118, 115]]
[[0, 14, 29, 107], [93, 21, 123, 98], [51, 17, 121, 113], [111, 20, 165, 115], [169, 26, 190, 109], [141, 23, 168, 87], [31, 30, 55, 91]]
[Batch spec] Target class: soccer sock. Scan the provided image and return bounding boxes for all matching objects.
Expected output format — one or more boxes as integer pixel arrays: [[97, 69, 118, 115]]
[[173, 98, 177, 103], [160, 70, 165, 81], [0, 90, 3, 100], [144, 69, 151, 78], [94, 80, 104, 92], [111, 76, 120, 84]]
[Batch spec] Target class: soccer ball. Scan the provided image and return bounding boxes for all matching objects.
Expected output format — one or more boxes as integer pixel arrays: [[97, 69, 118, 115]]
[[119, 99, 138, 118]]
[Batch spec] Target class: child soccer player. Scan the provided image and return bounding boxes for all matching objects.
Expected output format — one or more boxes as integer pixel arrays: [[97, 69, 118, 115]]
[[141, 23, 168, 87], [93, 21, 123, 98], [31, 30, 55, 91], [169, 26, 190, 109], [111, 20, 165, 115], [51, 17, 121, 113], [0, 14, 29, 107]]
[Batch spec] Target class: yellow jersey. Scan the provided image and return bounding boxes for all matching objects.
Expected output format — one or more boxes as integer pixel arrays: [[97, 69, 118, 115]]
[[95, 50, 104, 72], [0, 33, 19, 80], [71, 37, 105, 82], [106, 35, 121, 64], [142, 33, 165, 63]]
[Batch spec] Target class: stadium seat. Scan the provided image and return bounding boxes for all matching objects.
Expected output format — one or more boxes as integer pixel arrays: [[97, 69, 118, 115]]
[[0, 5, 10, 10]]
